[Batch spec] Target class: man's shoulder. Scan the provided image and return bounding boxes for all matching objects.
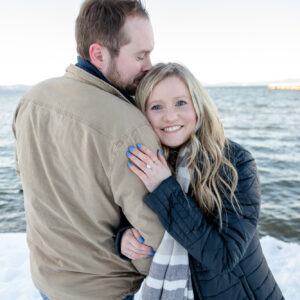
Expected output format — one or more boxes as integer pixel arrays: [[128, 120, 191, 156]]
[[21, 75, 71, 103], [21, 73, 154, 141]]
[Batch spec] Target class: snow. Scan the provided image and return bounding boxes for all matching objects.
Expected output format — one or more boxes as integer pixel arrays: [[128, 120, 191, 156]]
[[0, 233, 299, 299], [0, 233, 40, 300]]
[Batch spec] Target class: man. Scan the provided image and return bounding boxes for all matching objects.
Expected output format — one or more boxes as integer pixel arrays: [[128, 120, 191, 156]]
[[12, 1, 164, 299]]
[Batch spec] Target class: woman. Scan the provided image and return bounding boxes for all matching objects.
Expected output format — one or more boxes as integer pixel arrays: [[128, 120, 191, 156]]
[[117, 63, 283, 299]]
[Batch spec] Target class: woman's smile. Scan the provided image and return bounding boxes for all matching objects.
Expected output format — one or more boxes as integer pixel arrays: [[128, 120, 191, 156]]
[[162, 125, 183, 133], [146, 76, 197, 148]]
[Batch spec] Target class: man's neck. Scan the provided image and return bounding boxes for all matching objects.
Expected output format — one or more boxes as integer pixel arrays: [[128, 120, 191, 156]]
[[75, 56, 135, 104]]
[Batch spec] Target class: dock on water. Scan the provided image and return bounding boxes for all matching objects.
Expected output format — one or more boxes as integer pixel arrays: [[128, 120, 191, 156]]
[[267, 84, 300, 90]]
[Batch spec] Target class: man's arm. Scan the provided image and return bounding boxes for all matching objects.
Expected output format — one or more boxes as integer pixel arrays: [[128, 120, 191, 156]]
[[109, 123, 165, 274]]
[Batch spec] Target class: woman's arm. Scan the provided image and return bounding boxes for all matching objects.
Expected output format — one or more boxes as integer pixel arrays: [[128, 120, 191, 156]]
[[115, 212, 154, 260], [115, 212, 133, 261], [143, 149, 260, 273]]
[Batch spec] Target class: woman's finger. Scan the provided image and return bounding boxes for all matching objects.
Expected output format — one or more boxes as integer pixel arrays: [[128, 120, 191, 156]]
[[158, 149, 168, 166], [127, 152, 149, 174], [136, 144, 160, 164], [128, 145, 157, 168], [121, 230, 148, 259], [130, 228, 154, 253], [127, 162, 150, 184], [129, 237, 154, 255], [128, 162, 157, 192], [121, 229, 154, 260], [131, 228, 144, 243], [121, 229, 137, 257], [123, 245, 150, 259], [127, 145, 172, 192]]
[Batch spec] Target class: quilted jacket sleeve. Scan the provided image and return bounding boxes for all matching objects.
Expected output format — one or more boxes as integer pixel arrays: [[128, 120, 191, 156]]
[[144, 148, 261, 273]]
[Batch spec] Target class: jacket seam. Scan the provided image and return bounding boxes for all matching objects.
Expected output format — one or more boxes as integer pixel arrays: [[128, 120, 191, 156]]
[[253, 268, 270, 292], [108, 123, 156, 180], [265, 282, 280, 300], [24, 98, 113, 139], [240, 241, 259, 263], [204, 280, 241, 298]]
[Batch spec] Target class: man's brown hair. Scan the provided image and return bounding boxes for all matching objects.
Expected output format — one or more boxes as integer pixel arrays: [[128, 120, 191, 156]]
[[75, 0, 149, 60]]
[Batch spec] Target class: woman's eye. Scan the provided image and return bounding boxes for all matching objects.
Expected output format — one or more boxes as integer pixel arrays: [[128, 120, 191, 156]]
[[151, 105, 162, 110], [176, 100, 187, 106]]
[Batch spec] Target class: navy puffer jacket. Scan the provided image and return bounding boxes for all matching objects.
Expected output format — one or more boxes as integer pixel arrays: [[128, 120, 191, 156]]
[[142, 141, 283, 300]]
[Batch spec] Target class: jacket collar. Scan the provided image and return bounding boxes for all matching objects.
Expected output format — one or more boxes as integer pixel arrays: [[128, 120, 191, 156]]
[[75, 56, 135, 105]]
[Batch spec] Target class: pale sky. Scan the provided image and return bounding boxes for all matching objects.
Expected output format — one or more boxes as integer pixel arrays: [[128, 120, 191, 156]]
[[0, 0, 299, 85]]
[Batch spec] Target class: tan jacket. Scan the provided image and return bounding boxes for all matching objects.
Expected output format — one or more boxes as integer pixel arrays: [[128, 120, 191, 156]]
[[12, 65, 164, 300]]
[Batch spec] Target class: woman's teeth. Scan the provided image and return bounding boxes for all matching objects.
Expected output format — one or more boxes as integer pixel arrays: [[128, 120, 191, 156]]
[[163, 126, 181, 132]]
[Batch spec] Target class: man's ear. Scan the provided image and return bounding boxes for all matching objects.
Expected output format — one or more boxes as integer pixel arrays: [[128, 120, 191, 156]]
[[89, 43, 110, 71]]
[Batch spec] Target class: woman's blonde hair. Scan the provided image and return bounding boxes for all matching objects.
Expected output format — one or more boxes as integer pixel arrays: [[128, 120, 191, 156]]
[[136, 62, 239, 228]]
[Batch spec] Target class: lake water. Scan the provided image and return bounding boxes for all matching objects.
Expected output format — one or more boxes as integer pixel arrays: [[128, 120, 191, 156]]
[[0, 85, 299, 243]]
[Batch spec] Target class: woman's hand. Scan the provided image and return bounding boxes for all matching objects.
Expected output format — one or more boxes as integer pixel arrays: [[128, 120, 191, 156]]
[[121, 228, 155, 260], [126, 144, 171, 192]]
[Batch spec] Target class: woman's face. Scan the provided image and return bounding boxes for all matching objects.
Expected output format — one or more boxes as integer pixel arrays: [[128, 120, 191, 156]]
[[146, 76, 197, 148]]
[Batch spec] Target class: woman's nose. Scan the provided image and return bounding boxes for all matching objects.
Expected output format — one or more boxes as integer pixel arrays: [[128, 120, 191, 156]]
[[163, 107, 178, 122]]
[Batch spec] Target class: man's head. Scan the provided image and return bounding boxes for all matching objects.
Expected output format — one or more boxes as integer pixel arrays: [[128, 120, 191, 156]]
[[75, 0, 154, 95]]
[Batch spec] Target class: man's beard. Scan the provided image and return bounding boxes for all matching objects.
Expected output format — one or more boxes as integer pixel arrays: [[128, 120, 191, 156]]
[[105, 60, 145, 96]]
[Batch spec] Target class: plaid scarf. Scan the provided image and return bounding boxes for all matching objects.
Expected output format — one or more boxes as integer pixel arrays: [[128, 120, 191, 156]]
[[137, 145, 194, 300]]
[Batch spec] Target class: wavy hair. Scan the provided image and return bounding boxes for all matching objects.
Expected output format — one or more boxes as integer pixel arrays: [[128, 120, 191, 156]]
[[136, 63, 239, 228]]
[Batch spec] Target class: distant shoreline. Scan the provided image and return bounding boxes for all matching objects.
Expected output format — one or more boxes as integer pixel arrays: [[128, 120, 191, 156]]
[[1, 83, 300, 90]]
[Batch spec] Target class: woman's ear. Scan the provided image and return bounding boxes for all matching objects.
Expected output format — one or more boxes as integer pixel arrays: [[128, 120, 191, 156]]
[[89, 43, 110, 71]]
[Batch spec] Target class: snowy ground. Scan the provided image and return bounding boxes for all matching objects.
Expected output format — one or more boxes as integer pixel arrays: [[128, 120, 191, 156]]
[[0, 233, 299, 300]]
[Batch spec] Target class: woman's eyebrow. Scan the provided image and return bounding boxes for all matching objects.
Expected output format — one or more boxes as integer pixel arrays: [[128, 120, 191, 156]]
[[174, 95, 189, 99]]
